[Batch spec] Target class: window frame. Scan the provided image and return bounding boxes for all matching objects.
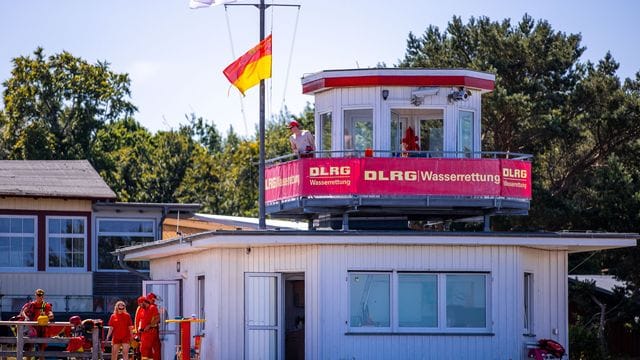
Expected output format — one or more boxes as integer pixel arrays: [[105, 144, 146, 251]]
[[0, 215, 38, 271], [348, 271, 392, 332], [343, 108, 374, 152], [457, 109, 476, 158], [348, 270, 492, 334], [45, 215, 87, 272], [318, 111, 332, 156], [95, 217, 156, 272], [524, 272, 534, 335]]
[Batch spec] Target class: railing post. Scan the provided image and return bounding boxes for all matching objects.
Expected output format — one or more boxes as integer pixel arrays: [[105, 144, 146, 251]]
[[92, 327, 101, 359], [16, 324, 23, 359]]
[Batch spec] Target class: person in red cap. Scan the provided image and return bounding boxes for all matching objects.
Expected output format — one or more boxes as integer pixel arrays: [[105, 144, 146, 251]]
[[19, 289, 54, 359], [288, 120, 315, 158], [146, 293, 162, 360], [137, 296, 157, 360]]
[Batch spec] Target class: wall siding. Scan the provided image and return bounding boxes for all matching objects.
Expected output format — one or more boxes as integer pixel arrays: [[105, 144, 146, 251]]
[[150, 243, 568, 360], [0, 198, 91, 211], [0, 273, 92, 295]]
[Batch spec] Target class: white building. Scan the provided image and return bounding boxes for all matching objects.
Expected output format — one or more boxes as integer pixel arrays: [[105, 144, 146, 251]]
[[117, 68, 638, 359]]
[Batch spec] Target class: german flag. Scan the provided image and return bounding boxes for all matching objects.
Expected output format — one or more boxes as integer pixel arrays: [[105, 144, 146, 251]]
[[223, 34, 272, 95]]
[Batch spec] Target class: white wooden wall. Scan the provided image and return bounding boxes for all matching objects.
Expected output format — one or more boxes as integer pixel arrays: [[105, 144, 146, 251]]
[[150, 244, 567, 360], [521, 247, 569, 354], [313, 86, 483, 154]]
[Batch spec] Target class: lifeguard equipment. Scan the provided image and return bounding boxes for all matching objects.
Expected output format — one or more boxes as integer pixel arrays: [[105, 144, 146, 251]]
[[37, 314, 50, 326], [528, 339, 565, 359]]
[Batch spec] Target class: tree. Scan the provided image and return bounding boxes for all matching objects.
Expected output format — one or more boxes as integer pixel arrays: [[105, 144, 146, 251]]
[[400, 15, 640, 231], [402, 15, 640, 356], [1, 48, 136, 160], [91, 117, 153, 202]]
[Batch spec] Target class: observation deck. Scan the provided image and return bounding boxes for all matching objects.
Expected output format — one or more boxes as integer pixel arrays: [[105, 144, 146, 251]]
[[266, 151, 531, 224], [267, 68, 532, 227]]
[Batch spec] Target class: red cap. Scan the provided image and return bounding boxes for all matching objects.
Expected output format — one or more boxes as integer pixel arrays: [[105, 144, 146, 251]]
[[69, 315, 82, 326], [137, 296, 147, 304], [147, 292, 157, 300], [288, 120, 299, 129]]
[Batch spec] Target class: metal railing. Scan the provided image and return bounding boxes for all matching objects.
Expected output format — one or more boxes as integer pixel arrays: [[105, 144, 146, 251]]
[[0, 320, 104, 359], [266, 150, 533, 164], [0, 294, 139, 316]]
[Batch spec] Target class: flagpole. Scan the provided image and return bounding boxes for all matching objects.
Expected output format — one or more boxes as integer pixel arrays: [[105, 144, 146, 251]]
[[222, 1, 300, 230], [258, 0, 266, 229]]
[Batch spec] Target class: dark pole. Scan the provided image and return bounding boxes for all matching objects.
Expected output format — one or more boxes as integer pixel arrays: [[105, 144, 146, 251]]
[[258, 0, 266, 229]]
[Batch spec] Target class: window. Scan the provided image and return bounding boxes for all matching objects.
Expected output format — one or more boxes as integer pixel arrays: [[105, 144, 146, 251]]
[[197, 275, 205, 334], [319, 112, 332, 156], [349, 273, 390, 328], [446, 274, 486, 328], [349, 271, 490, 333], [524, 272, 534, 334], [390, 112, 401, 154], [458, 110, 474, 157], [419, 118, 443, 157], [47, 216, 86, 270], [97, 218, 155, 270], [344, 109, 373, 153], [0, 216, 36, 269], [398, 274, 437, 328]]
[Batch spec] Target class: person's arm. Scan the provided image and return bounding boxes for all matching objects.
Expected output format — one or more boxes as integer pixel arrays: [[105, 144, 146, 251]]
[[19, 302, 30, 318], [45, 303, 54, 320], [308, 132, 316, 151], [289, 136, 298, 153]]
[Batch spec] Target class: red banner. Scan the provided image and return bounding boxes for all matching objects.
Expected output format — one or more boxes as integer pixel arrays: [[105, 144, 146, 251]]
[[265, 158, 531, 203]]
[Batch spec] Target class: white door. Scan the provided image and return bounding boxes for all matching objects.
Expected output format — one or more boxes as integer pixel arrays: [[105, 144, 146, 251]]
[[143, 280, 181, 360], [245, 273, 282, 360]]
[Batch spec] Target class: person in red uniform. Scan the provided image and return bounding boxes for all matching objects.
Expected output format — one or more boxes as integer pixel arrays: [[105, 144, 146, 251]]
[[19, 288, 54, 360], [138, 297, 158, 360], [107, 300, 133, 360], [132, 296, 147, 359], [146, 293, 162, 360]]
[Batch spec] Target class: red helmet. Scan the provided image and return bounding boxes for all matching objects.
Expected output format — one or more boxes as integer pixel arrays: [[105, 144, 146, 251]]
[[69, 315, 82, 326]]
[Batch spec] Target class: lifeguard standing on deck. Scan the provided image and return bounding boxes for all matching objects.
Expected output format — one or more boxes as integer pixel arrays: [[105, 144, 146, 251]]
[[147, 293, 162, 360]]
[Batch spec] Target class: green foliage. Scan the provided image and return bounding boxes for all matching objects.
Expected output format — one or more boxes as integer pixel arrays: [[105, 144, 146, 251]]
[[569, 324, 606, 360], [0, 48, 136, 160], [91, 117, 153, 202]]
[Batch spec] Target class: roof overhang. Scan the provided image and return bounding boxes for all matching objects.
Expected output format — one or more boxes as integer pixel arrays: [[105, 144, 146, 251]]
[[116, 230, 638, 261], [93, 202, 201, 213], [301, 68, 496, 95]]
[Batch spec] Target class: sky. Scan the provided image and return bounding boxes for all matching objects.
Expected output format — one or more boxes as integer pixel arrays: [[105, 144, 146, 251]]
[[1, 0, 639, 138]]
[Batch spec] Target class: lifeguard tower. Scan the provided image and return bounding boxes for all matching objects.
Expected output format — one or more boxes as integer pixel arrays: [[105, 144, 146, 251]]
[[266, 68, 531, 229]]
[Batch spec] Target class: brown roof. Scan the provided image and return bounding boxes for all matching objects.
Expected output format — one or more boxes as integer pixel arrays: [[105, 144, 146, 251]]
[[0, 160, 116, 200]]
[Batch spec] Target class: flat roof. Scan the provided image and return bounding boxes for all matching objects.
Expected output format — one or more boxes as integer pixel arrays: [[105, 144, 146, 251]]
[[116, 230, 638, 261], [93, 202, 201, 213], [301, 68, 496, 94]]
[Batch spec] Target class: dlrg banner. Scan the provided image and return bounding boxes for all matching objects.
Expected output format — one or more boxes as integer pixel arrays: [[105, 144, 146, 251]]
[[265, 158, 531, 203]]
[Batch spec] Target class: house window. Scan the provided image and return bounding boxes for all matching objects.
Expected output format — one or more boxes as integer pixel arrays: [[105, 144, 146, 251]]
[[349, 273, 391, 328], [197, 275, 205, 334], [446, 274, 487, 328], [97, 219, 155, 270], [344, 109, 373, 153], [349, 271, 490, 333], [47, 216, 86, 270], [319, 112, 332, 156], [398, 274, 437, 328], [0, 216, 36, 269], [524, 272, 534, 335], [457, 110, 474, 157], [419, 118, 444, 157]]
